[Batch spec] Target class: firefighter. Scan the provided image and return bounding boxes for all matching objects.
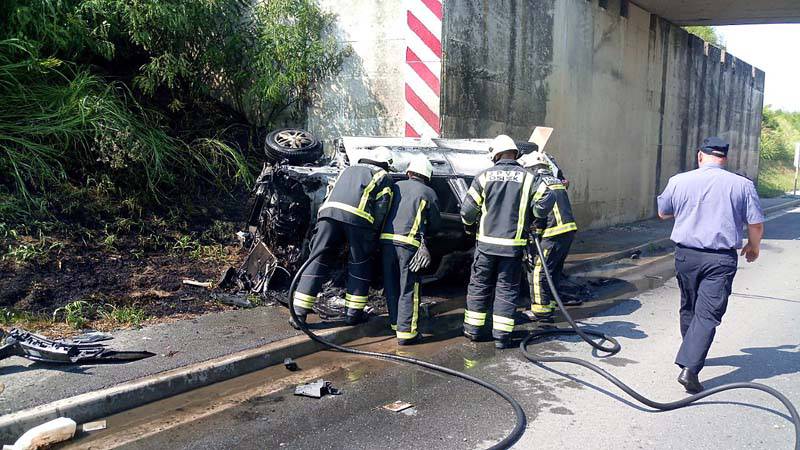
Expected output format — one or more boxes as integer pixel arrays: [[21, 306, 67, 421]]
[[461, 135, 540, 349], [519, 151, 578, 321], [380, 155, 441, 345], [291, 147, 395, 327]]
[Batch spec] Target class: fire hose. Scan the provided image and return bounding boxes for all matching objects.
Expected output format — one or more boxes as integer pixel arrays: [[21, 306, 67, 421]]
[[523, 234, 800, 450], [289, 238, 799, 449], [287, 247, 527, 450]]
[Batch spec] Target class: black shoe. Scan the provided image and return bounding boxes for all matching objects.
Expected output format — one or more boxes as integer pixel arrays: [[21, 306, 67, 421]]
[[532, 314, 554, 323], [289, 313, 307, 330], [677, 368, 704, 394], [397, 334, 423, 346], [464, 330, 483, 342], [345, 311, 368, 326], [494, 338, 513, 349]]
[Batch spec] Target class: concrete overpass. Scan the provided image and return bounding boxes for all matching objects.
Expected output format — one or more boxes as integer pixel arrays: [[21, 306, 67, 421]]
[[632, 0, 800, 25]]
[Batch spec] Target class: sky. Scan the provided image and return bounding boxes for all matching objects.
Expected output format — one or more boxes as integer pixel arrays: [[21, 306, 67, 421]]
[[715, 24, 800, 112]]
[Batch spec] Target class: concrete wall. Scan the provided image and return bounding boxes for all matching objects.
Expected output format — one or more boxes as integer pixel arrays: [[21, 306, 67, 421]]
[[308, 0, 765, 229], [306, 0, 406, 140], [442, 0, 765, 229]]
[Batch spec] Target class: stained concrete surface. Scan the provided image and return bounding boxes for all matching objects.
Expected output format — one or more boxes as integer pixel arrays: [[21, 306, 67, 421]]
[[62, 207, 800, 450]]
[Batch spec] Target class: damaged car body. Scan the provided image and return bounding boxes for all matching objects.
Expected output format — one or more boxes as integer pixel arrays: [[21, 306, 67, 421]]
[[233, 129, 543, 303]]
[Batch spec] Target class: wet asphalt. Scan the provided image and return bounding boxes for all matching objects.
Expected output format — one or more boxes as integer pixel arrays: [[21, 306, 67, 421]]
[[64, 208, 800, 450]]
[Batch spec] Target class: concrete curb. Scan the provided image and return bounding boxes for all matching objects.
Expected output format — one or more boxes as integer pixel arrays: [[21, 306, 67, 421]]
[[3, 197, 797, 441]]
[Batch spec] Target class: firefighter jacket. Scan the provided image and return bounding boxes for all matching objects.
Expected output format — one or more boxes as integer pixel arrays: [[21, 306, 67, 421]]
[[318, 163, 393, 230], [460, 159, 539, 257], [380, 178, 441, 248], [531, 168, 578, 238]]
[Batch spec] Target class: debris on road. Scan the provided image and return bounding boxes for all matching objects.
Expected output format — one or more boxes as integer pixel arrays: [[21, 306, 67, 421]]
[[211, 293, 253, 308], [3, 417, 76, 450], [294, 379, 342, 398], [81, 420, 107, 432], [0, 328, 154, 364], [68, 331, 113, 344], [182, 279, 213, 288], [383, 401, 414, 412], [630, 249, 642, 260], [283, 358, 300, 372]]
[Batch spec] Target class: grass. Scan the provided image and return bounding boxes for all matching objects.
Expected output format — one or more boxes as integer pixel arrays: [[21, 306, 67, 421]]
[[0, 307, 51, 330], [99, 305, 147, 327], [3, 234, 65, 265], [50, 300, 149, 330], [52, 300, 95, 329], [757, 160, 797, 198]]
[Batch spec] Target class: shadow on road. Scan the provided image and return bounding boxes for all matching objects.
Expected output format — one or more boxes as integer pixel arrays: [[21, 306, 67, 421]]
[[703, 344, 800, 387]]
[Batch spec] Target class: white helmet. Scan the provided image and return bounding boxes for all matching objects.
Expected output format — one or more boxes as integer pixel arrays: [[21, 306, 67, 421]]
[[489, 135, 518, 159], [406, 155, 433, 179], [366, 146, 394, 166], [518, 151, 549, 168]]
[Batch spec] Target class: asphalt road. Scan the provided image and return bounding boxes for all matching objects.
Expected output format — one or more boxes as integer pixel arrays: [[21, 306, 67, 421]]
[[66, 208, 800, 450]]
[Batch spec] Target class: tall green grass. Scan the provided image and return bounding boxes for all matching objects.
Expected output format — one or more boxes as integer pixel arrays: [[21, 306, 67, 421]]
[[0, 38, 251, 214]]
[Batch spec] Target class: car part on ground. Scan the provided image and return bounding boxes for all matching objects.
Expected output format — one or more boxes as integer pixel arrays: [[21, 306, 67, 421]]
[[294, 379, 342, 399], [264, 128, 324, 165], [3, 417, 77, 450], [0, 328, 154, 364]]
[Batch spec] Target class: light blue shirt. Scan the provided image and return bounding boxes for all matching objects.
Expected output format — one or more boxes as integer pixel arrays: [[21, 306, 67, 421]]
[[657, 163, 764, 250]]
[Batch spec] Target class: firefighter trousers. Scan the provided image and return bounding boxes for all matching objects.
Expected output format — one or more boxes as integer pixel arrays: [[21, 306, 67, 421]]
[[293, 218, 377, 316], [530, 231, 575, 318], [464, 250, 522, 341], [381, 244, 420, 340]]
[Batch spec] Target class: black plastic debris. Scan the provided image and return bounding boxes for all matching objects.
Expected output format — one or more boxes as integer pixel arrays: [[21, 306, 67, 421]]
[[68, 331, 113, 344], [294, 379, 342, 398], [0, 328, 154, 364], [630, 249, 642, 260], [283, 358, 300, 372]]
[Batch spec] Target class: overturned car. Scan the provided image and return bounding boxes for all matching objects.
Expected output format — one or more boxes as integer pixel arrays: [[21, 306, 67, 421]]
[[234, 127, 554, 301]]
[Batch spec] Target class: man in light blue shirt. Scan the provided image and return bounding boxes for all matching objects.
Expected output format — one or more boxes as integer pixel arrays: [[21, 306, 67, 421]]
[[657, 136, 764, 394]]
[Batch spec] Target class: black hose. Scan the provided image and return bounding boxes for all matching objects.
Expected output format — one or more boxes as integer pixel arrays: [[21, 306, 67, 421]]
[[522, 235, 800, 450], [288, 248, 527, 450]]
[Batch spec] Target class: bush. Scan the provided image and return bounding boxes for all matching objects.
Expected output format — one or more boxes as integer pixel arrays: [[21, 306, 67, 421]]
[[0, 0, 346, 220]]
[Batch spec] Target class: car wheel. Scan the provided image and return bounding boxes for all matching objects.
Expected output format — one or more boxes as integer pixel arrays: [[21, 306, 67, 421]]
[[264, 128, 323, 164]]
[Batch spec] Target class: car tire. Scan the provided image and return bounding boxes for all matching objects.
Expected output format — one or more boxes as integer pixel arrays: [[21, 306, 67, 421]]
[[264, 128, 323, 164]]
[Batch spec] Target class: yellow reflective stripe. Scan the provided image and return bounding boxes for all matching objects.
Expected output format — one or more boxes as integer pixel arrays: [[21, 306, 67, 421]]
[[411, 282, 419, 333], [532, 248, 548, 306], [549, 184, 565, 190], [515, 173, 534, 240], [391, 324, 398, 331], [477, 235, 528, 246], [492, 314, 515, 332], [467, 187, 483, 205], [397, 331, 418, 339], [345, 293, 368, 302], [358, 170, 387, 210], [553, 203, 563, 225], [533, 182, 548, 201], [532, 303, 555, 314], [293, 291, 316, 309], [464, 310, 487, 326], [462, 217, 475, 226], [319, 202, 374, 224], [408, 200, 427, 240], [380, 233, 420, 247], [542, 222, 577, 237], [376, 186, 393, 199]]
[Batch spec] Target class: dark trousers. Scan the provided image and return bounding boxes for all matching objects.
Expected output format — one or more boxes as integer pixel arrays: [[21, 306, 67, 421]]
[[381, 244, 420, 340], [674, 245, 738, 374], [530, 232, 575, 317], [464, 250, 523, 341], [293, 218, 376, 316]]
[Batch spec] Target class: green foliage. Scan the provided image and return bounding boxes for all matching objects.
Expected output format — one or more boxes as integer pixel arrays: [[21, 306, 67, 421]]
[[99, 305, 147, 327], [3, 233, 65, 265], [683, 26, 726, 49], [52, 300, 94, 329], [760, 106, 800, 162], [0, 0, 346, 220], [757, 161, 796, 198]]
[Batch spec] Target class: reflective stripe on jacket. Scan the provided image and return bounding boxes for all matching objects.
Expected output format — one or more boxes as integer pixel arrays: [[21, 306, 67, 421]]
[[380, 178, 441, 248], [531, 169, 578, 238], [318, 164, 393, 229], [460, 159, 537, 257]]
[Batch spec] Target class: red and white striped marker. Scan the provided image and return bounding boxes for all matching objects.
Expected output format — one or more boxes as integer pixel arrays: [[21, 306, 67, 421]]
[[404, 0, 442, 138]]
